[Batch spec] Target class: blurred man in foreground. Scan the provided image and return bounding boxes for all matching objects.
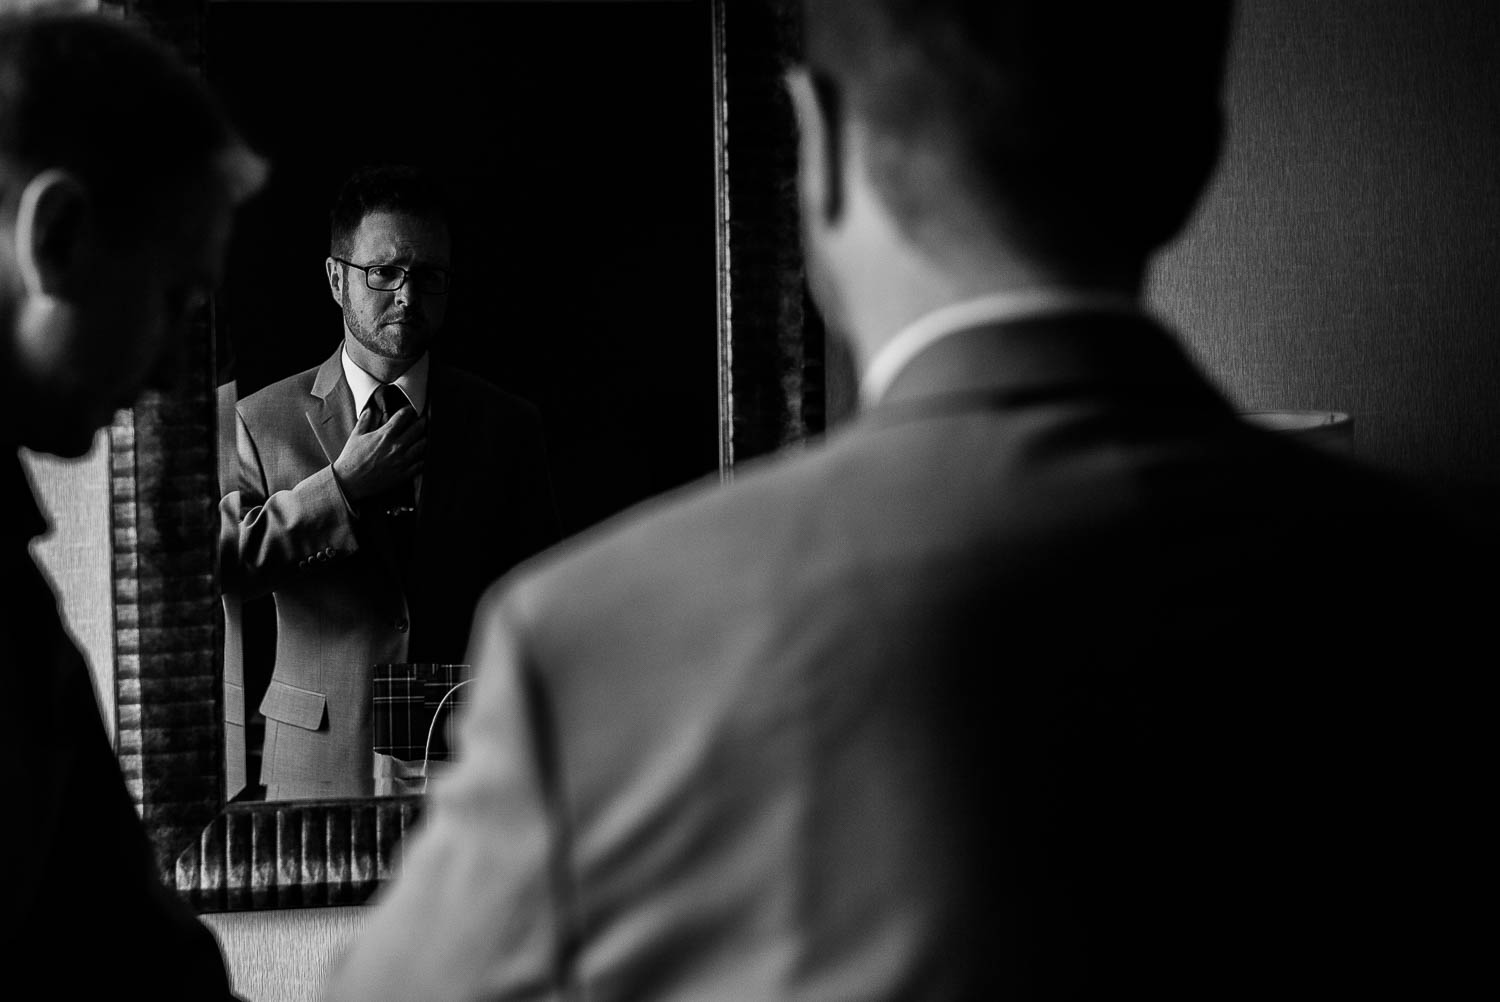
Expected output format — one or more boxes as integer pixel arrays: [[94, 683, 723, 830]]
[[330, 2, 1491, 998], [1, 10, 263, 998]]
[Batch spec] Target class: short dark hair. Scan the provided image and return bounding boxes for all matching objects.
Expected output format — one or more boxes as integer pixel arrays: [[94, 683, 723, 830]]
[[0, 11, 253, 239], [329, 164, 450, 258], [801, 0, 1235, 270]]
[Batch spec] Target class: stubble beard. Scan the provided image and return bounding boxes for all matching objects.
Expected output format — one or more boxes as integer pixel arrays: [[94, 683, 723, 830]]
[[342, 288, 425, 361]]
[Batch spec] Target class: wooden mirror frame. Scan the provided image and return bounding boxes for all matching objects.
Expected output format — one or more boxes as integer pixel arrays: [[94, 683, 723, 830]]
[[111, 0, 823, 912]]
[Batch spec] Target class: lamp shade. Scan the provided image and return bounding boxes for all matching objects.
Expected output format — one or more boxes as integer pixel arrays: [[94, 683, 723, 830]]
[[1240, 409, 1354, 451]]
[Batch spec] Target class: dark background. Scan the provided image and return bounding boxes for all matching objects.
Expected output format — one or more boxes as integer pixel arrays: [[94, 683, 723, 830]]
[[206, 0, 722, 539]]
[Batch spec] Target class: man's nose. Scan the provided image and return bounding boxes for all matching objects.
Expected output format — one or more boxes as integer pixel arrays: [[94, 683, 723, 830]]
[[394, 276, 427, 307]]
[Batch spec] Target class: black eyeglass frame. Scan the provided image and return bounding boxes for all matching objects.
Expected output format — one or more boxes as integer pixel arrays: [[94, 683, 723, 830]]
[[332, 257, 452, 295]]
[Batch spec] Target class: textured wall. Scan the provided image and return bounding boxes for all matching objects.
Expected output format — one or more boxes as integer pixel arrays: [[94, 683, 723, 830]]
[[203, 907, 369, 1002], [1149, 0, 1500, 494], [22, 433, 115, 738]]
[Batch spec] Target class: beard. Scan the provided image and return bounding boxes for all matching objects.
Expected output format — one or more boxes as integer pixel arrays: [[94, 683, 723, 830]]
[[342, 289, 429, 361]]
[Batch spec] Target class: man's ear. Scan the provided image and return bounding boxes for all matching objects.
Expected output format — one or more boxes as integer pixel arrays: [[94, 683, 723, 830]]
[[326, 256, 345, 306], [15, 169, 91, 300], [786, 67, 845, 227]]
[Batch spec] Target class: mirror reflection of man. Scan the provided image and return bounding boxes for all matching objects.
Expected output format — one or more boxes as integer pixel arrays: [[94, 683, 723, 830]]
[[2, 11, 264, 998], [223, 165, 560, 802]]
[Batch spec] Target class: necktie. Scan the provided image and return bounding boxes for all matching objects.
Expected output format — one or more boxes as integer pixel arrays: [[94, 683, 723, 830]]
[[368, 384, 418, 566]]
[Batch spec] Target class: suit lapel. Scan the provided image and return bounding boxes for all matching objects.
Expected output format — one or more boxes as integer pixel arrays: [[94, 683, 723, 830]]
[[304, 347, 409, 586], [307, 348, 357, 467]]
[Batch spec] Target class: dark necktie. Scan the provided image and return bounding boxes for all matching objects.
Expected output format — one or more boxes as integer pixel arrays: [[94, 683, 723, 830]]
[[368, 384, 418, 563]]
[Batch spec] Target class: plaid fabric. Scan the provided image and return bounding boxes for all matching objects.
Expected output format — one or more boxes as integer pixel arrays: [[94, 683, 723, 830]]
[[371, 663, 473, 764]]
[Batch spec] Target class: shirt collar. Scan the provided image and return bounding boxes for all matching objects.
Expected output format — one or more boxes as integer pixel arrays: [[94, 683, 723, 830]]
[[860, 287, 1141, 408], [341, 347, 431, 417]]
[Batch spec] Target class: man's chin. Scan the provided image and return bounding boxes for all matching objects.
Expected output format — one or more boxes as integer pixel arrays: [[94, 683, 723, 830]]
[[380, 333, 430, 360]]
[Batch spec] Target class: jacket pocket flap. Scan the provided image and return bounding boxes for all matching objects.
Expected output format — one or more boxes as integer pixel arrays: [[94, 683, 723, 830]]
[[259, 679, 327, 731]]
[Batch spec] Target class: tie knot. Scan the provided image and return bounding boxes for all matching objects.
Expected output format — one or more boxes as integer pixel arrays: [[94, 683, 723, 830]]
[[371, 383, 411, 423]]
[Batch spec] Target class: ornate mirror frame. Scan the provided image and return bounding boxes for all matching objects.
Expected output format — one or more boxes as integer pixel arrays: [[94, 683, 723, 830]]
[[111, 0, 824, 912]]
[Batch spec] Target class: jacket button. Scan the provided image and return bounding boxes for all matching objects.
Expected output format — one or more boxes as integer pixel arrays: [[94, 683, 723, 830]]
[[324, 547, 336, 557], [394, 618, 409, 633]]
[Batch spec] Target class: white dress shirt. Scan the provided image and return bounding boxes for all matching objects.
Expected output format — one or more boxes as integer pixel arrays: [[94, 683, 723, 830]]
[[342, 347, 431, 418], [860, 288, 1142, 408]]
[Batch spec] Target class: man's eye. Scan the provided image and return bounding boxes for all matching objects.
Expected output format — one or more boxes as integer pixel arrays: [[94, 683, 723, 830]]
[[368, 266, 404, 283]]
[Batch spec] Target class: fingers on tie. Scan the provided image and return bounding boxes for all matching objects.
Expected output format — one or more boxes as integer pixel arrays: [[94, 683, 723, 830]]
[[387, 408, 426, 435]]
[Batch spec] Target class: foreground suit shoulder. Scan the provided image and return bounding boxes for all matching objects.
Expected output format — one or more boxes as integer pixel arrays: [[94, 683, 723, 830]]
[[332, 317, 1497, 1000], [497, 395, 1495, 998]]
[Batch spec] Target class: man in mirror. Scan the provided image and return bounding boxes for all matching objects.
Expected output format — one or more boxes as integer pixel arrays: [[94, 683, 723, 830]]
[[327, 1, 1491, 998], [221, 165, 560, 802], [1, 9, 263, 998]]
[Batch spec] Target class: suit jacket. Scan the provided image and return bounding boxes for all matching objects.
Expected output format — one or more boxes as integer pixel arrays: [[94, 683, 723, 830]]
[[4, 452, 237, 1000], [224, 347, 559, 800], [327, 313, 1492, 1000]]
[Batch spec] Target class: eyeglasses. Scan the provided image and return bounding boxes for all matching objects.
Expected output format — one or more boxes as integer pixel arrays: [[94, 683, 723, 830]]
[[333, 258, 451, 295]]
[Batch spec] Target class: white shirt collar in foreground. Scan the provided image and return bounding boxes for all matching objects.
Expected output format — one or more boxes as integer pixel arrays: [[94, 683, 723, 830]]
[[342, 347, 431, 418], [860, 288, 1141, 408]]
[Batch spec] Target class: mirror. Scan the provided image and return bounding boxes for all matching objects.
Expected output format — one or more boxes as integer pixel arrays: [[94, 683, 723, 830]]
[[209, 0, 722, 805], [115, 0, 820, 910]]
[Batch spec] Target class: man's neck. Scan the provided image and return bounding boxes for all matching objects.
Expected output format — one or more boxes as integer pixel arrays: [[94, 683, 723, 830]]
[[837, 237, 1143, 378]]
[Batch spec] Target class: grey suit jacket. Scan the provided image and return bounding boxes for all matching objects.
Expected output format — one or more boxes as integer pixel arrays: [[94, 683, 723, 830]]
[[223, 347, 559, 800], [328, 313, 1491, 999]]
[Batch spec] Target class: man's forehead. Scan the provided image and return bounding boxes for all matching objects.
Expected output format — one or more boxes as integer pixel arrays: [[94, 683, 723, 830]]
[[352, 210, 451, 260]]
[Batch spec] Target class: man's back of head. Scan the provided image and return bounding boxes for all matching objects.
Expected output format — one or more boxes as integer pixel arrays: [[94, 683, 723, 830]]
[[0, 9, 261, 242], [799, 1, 1233, 287], [0, 9, 264, 457]]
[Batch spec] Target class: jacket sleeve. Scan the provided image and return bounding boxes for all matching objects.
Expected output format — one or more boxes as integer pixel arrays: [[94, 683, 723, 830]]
[[220, 408, 361, 601]]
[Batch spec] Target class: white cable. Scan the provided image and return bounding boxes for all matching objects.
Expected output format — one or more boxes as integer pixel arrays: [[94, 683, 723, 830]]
[[420, 678, 473, 793]]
